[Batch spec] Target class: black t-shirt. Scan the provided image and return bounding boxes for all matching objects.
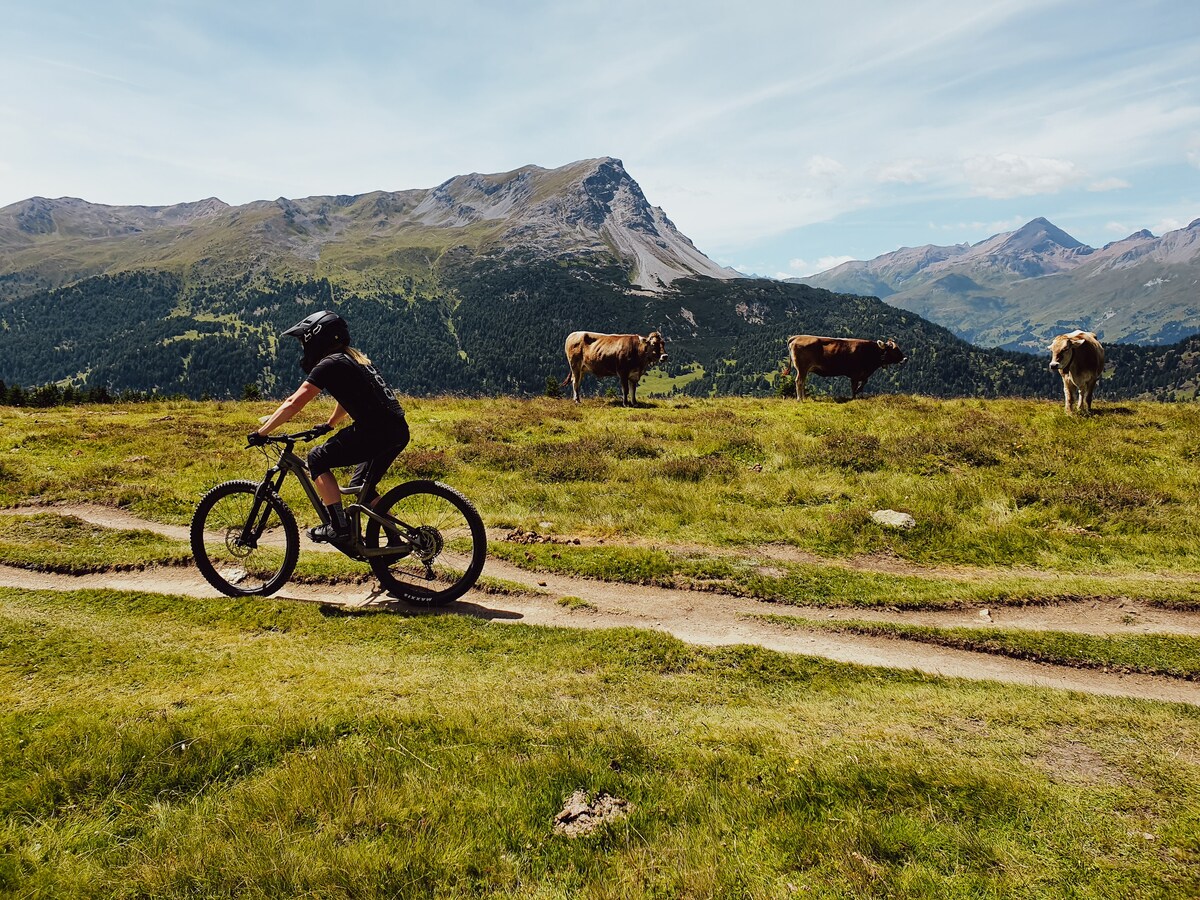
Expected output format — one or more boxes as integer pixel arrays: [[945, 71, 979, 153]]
[[305, 353, 406, 434]]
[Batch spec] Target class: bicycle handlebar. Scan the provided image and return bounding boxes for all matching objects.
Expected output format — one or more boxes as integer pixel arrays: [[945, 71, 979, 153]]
[[246, 427, 327, 449]]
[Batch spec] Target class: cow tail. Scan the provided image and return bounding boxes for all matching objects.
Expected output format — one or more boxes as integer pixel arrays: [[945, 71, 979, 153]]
[[560, 373, 572, 388]]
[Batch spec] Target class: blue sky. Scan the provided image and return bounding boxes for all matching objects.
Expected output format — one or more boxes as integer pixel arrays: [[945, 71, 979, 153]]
[[3, 0, 1198, 278]]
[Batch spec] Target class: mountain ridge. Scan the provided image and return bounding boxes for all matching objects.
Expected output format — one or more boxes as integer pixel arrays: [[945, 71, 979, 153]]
[[0, 157, 740, 297], [2, 159, 1197, 403], [793, 217, 1200, 349]]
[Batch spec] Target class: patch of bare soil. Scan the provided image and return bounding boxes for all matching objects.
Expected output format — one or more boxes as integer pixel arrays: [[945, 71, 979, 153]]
[[2, 504, 1198, 707]]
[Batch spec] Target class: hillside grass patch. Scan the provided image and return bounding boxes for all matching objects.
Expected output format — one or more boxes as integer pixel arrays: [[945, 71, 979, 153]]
[[0, 513, 191, 573], [4, 396, 1200, 575], [0, 585, 1196, 897]]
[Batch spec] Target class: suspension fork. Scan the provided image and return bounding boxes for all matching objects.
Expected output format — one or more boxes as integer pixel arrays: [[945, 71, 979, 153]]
[[238, 466, 289, 547]]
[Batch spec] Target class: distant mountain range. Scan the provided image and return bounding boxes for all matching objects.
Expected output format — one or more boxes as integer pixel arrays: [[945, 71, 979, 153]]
[[0, 157, 738, 300], [792, 217, 1200, 350], [1, 158, 1197, 403]]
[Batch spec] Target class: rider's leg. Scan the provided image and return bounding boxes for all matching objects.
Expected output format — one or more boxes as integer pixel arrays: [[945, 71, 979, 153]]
[[314, 472, 341, 505], [350, 421, 410, 507], [307, 441, 356, 541], [313, 472, 349, 533]]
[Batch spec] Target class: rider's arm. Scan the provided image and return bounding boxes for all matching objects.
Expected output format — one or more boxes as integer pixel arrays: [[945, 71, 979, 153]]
[[255, 382, 321, 436], [326, 402, 349, 430]]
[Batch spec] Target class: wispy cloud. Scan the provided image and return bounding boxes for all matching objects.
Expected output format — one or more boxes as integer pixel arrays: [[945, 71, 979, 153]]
[[2, 0, 1199, 275], [1088, 178, 1131, 192], [784, 255, 856, 278], [962, 154, 1081, 199], [875, 159, 931, 185]]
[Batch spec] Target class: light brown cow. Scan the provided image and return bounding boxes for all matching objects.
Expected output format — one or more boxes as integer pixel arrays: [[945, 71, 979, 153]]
[[784, 335, 907, 400], [564, 331, 668, 406], [1048, 329, 1104, 414]]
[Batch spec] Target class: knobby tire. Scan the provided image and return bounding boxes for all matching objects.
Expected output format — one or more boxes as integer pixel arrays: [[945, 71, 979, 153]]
[[364, 480, 486, 605], [191, 480, 299, 597]]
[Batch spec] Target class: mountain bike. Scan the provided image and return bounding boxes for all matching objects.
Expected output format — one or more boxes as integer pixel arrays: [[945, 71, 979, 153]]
[[190, 427, 486, 604]]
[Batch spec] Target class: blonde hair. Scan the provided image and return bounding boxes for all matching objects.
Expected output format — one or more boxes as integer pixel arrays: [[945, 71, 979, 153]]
[[346, 346, 372, 366]]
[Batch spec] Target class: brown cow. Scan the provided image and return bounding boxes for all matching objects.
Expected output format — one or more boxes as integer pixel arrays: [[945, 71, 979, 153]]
[[1048, 329, 1104, 414], [784, 335, 907, 400], [564, 331, 668, 406]]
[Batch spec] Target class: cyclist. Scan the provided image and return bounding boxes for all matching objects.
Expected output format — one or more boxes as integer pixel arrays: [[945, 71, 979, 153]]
[[249, 310, 409, 543]]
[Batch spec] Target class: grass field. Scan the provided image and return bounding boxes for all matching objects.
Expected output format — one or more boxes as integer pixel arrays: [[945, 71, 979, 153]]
[[4, 394, 1200, 570], [2, 585, 1197, 898], [1, 395, 1199, 897]]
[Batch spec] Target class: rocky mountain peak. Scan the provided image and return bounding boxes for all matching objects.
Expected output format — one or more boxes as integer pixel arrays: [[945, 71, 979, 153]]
[[0, 157, 738, 295], [994, 217, 1085, 254], [795, 214, 1200, 348], [1103, 229, 1155, 250]]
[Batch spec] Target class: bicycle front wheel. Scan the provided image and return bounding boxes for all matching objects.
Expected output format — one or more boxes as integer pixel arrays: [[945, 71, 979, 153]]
[[191, 480, 299, 597], [365, 480, 486, 605]]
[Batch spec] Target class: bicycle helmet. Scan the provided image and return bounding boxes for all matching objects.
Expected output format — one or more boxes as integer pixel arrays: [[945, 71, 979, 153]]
[[282, 310, 350, 372]]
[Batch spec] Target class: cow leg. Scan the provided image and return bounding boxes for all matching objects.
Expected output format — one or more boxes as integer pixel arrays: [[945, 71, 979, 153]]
[[569, 361, 586, 404], [1083, 379, 1096, 413], [619, 374, 631, 406], [629, 377, 638, 407], [1061, 376, 1074, 413], [850, 378, 864, 399], [794, 372, 806, 400]]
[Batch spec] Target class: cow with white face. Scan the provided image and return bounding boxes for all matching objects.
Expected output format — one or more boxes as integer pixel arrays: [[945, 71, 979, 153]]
[[784, 335, 908, 401], [1048, 329, 1105, 414], [564, 331, 668, 406]]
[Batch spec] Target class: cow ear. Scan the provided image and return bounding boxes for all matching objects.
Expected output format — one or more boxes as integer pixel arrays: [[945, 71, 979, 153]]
[[876, 340, 885, 349]]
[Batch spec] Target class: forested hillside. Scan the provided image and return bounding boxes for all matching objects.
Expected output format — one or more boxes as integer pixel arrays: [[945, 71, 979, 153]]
[[0, 261, 1195, 401]]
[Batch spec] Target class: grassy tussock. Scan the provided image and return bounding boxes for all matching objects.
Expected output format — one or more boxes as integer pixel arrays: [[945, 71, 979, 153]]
[[1, 586, 1197, 897]]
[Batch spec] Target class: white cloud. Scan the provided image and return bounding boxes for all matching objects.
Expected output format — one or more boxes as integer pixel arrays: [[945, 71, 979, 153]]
[[1154, 216, 1191, 234], [875, 159, 930, 185], [1189, 141, 1200, 169], [1087, 177, 1130, 192], [805, 155, 846, 180], [929, 215, 1028, 236], [785, 254, 856, 277], [962, 153, 1080, 199]]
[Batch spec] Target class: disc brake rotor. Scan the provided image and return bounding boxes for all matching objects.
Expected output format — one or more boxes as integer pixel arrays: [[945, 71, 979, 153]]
[[224, 527, 253, 559], [410, 525, 444, 562]]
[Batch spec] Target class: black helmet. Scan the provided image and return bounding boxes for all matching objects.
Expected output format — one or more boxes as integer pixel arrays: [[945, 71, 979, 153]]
[[282, 310, 349, 372]]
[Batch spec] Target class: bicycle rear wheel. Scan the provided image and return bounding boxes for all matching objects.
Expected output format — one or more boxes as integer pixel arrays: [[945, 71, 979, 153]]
[[191, 480, 299, 597], [364, 480, 486, 605]]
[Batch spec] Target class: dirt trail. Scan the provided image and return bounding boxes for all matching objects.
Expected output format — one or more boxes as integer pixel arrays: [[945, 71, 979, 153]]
[[2, 504, 1198, 707]]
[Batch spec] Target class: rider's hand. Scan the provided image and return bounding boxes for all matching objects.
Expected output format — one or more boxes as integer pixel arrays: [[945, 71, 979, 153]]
[[247, 431, 268, 447], [312, 423, 333, 436]]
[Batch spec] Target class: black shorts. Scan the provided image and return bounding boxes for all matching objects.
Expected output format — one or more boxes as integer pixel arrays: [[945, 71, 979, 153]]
[[307, 420, 409, 501]]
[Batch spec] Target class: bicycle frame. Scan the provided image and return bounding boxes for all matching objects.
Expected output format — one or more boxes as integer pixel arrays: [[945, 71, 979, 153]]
[[245, 433, 417, 563]]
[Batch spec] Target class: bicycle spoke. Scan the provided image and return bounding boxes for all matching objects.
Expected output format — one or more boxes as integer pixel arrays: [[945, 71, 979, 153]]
[[191, 481, 298, 597]]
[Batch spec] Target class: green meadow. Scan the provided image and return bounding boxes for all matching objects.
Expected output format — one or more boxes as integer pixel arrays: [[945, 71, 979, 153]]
[[1, 395, 1198, 897]]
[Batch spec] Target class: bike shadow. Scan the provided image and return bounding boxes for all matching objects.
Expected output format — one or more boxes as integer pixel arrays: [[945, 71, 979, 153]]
[[315, 590, 525, 622]]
